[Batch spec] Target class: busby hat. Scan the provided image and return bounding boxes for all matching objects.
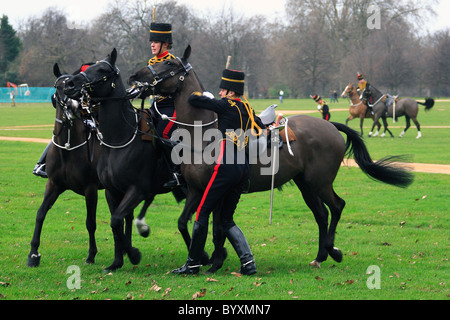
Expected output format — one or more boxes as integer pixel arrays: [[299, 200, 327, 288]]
[[149, 23, 172, 44], [220, 69, 245, 95], [357, 73, 364, 80], [311, 94, 322, 102]]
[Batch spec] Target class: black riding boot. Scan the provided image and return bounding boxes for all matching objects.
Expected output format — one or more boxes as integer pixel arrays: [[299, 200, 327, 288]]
[[225, 225, 257, 275], [163, 165, 185, 188], [161, 144, 185, 188], [172, 222, 208, 275], [32, 142, 51, 178]]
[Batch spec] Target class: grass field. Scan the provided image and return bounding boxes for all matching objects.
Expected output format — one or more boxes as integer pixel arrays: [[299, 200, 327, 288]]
[[0, 99, 448, 302]]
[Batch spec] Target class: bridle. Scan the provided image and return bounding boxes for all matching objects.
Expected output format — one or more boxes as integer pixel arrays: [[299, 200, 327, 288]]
[[52, 74, 94, 151], [144, 57, 192, 96], [80, 59, 120, 94], [343, 84, 364, 107], [137, 57, 217, 128], [75, 59, 141, 149]]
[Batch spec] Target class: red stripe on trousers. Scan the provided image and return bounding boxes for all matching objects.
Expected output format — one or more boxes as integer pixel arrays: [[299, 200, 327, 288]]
[[195, 140, 225, 221], [162, 110, 176, 139]]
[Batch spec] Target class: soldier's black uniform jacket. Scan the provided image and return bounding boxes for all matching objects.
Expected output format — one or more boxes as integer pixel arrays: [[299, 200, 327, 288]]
[[321, 103, 331, 121], [187, 93, 264, 228]]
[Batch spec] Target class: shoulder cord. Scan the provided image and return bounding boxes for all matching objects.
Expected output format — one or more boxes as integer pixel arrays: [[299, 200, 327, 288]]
[[242, 95, 263, 137], [224, 99, 245, 149]]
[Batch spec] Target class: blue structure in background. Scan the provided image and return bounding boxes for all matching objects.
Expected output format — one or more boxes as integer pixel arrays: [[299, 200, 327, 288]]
[[0, 87, 55, 103]]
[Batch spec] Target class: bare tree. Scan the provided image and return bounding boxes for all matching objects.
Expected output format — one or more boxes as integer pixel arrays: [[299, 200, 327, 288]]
[[9, 0, 449, 96], [425, 29, 450, 96], [17, 8, 96, 85]]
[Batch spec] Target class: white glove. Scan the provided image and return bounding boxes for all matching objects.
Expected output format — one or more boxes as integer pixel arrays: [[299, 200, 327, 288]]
[[317, 105, 322, 110], [203, 91, 214, 99]]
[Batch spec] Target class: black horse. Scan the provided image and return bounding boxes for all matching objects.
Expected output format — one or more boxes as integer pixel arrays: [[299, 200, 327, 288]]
[[129, 45, 414, 272], [27, 63, 159, 268], [64, 49, 186, 272], [27, 63, 103, 267]]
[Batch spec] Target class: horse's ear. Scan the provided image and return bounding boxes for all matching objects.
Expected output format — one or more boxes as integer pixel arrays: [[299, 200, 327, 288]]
[[53, 63, 62, 77], [182, 45, 191, 62], [110, 48, 117, 65]]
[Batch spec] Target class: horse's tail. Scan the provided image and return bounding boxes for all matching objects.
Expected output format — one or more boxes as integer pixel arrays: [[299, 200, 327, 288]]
[[331, 122, 414, 188], [417, 97, 434, 111]]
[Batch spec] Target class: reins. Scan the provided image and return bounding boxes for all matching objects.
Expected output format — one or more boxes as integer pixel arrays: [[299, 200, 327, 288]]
[[139, 57, 218, 128], [52, 75, 95, 151]]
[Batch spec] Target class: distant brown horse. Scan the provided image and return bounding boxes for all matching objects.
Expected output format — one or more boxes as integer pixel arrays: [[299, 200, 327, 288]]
[[129, 45, 414, 272], [341, 83, 382, 136]]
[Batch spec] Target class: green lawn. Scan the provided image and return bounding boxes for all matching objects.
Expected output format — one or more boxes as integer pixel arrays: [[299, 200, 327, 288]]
[[0, 101, 448, 301]]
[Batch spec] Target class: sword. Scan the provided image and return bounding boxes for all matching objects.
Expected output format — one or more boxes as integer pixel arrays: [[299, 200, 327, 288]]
[[269, 129, 279, 225]]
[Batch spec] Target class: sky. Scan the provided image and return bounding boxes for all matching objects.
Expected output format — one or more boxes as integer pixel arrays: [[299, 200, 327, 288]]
[[1, 0, 286, 29], [1, 0, 449, 33]]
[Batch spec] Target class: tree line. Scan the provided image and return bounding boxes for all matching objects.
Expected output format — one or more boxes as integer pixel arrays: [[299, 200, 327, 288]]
[[1, 0, 449, 98]]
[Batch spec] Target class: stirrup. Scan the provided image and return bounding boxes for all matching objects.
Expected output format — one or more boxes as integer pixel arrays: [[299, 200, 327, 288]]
[[163, 173, 185, 188], [33, 164, 48, 178]]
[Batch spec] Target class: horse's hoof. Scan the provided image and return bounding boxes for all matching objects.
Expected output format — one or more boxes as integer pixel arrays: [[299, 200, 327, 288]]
[[329, 247, 343, 263], [205, 265, 220, 274], [200, 251, 210, 266], [84, 257, 95, 265], [27, 253, 41, 267], [103, 263, 123, 273], [128, 247, 141, 265], [135, 219, 150, 238], [208, 247, 228, 265], [141, 228, 150, 238], [309, 260, 321, 268]]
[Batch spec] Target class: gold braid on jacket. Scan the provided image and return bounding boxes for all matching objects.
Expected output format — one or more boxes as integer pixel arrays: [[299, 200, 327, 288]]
[[148, 52, 176, 66]]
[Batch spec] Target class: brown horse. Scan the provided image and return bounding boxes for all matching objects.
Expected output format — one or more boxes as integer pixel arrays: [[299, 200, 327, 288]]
[[129, 45, 413, 272], [341, 83, 381, 136]]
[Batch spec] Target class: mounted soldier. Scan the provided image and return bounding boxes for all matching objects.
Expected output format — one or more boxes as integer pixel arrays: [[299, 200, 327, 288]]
[[148, 22, 184, 188], [356, 73, 374, 115]]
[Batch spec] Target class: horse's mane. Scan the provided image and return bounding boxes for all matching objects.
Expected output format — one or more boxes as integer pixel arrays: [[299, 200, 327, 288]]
[[369, 84, 383, 100]]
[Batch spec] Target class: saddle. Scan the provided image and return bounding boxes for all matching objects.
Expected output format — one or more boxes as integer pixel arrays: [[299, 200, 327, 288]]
[[261, 107, 296, 144], [382, 94, 400, 117], [279, 126, 296, 143], [140, 108, 155, 142], [257, 105, 297, 157]]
